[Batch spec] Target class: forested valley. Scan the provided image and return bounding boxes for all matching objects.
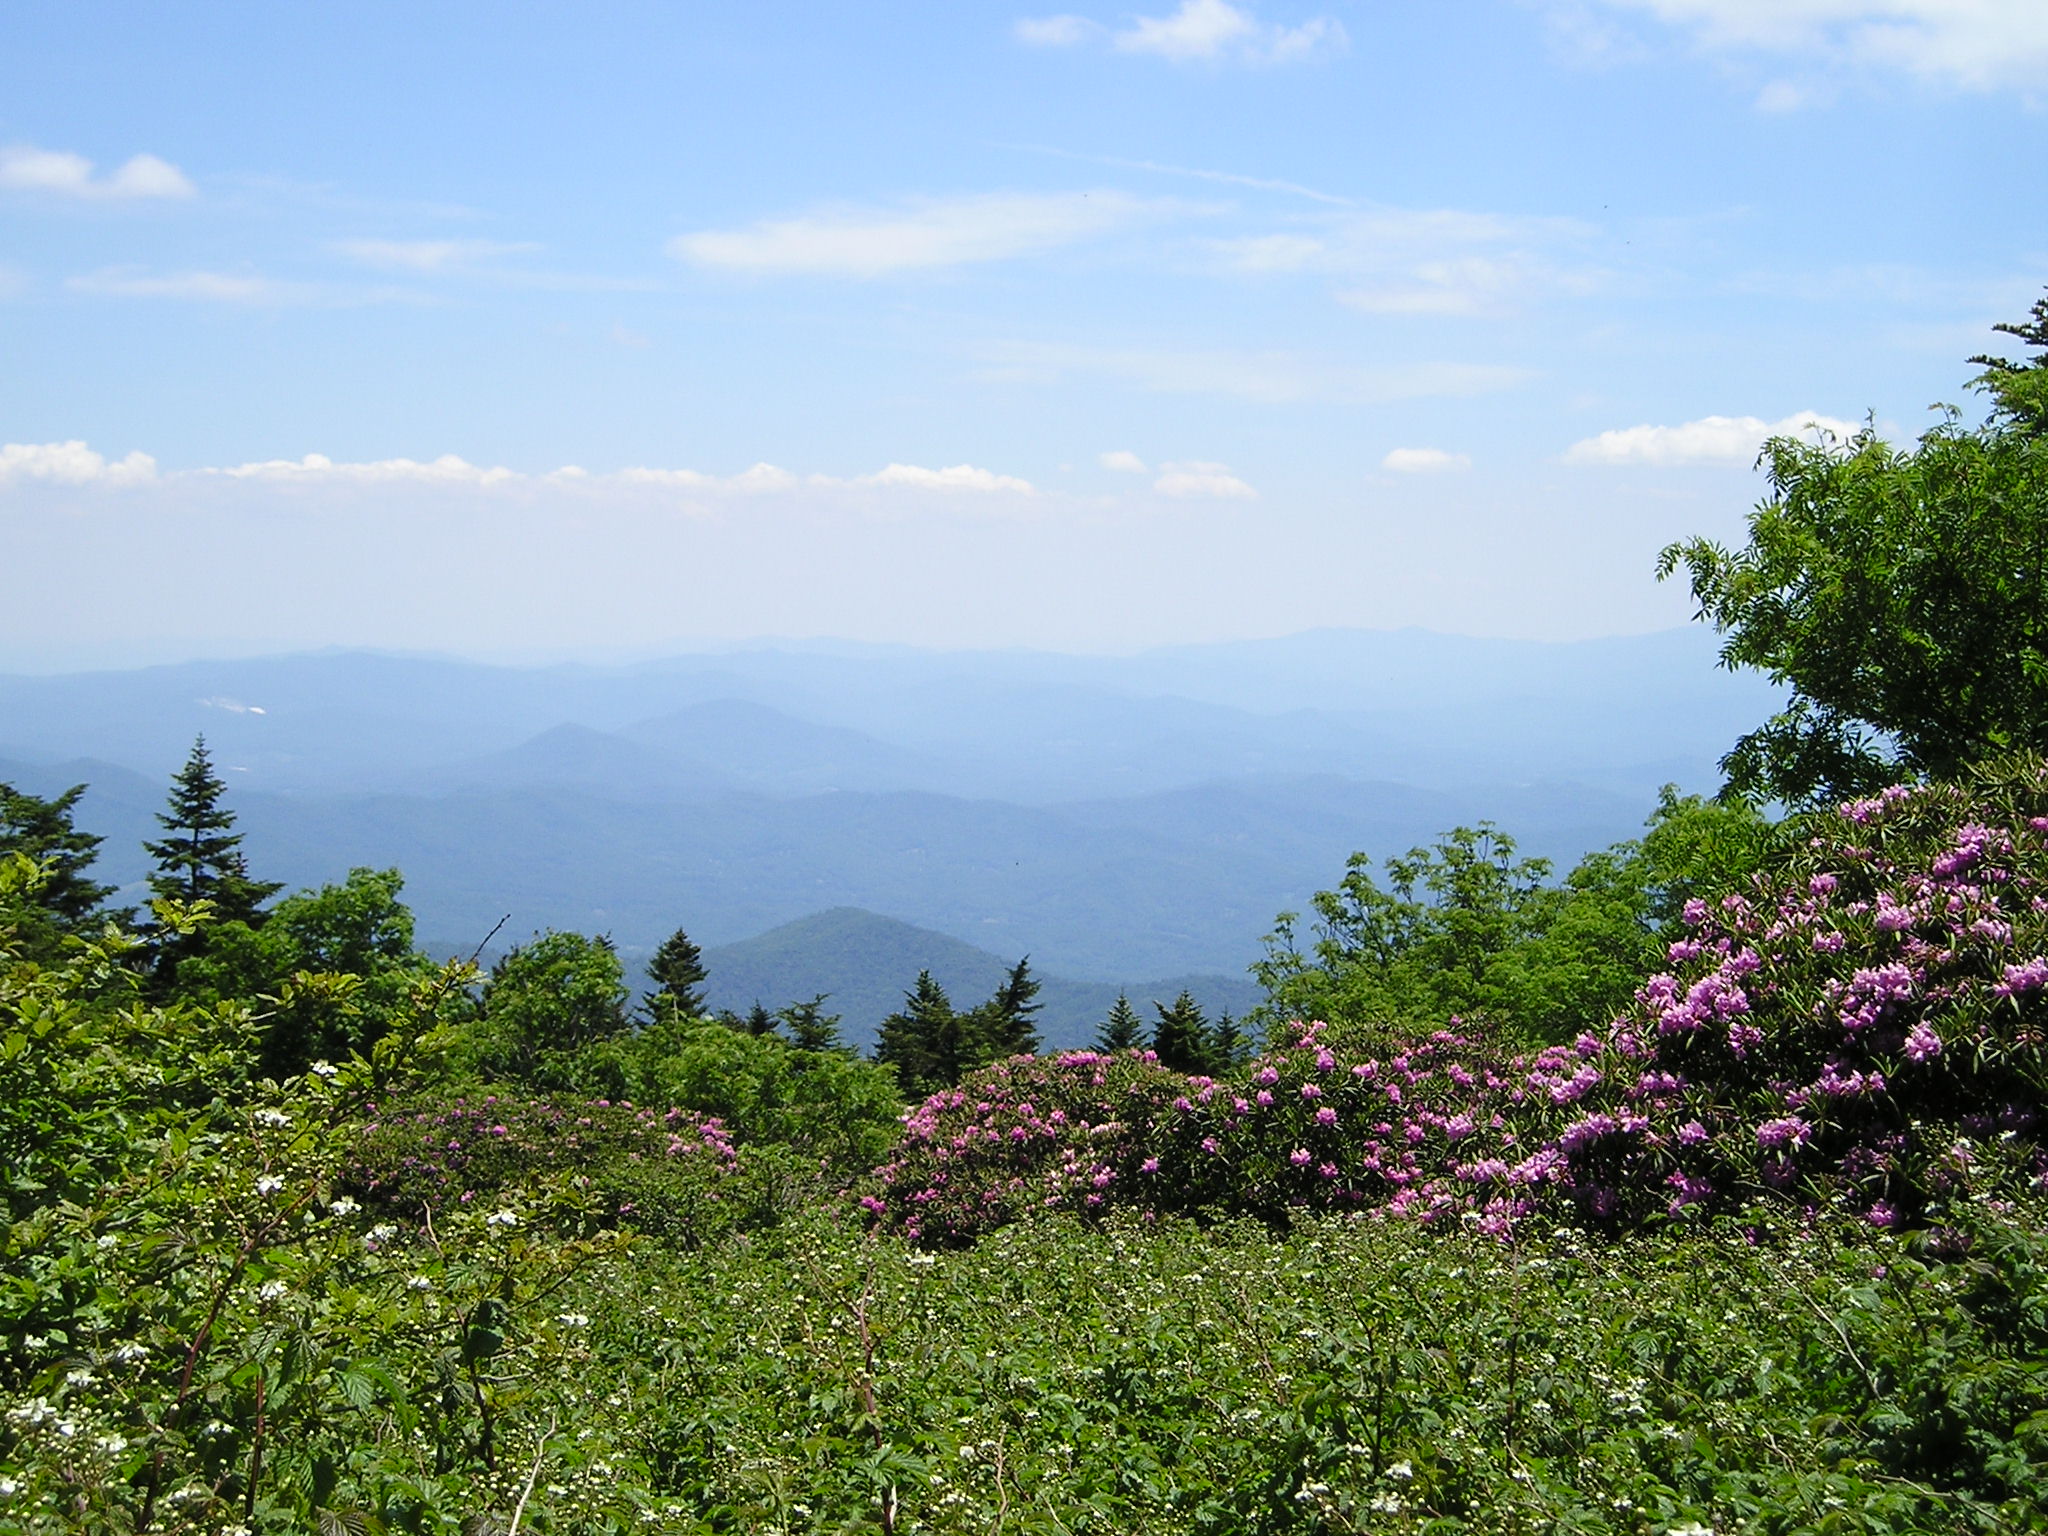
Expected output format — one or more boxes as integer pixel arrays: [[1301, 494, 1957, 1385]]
[[4, 301, 2048, 1534]]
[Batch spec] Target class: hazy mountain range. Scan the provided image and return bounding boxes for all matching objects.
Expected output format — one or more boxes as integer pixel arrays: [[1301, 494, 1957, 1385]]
[[0, 626, 1773, 1017]]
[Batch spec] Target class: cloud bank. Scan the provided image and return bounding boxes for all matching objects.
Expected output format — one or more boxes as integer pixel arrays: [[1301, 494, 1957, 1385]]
[[1564, 410, 1860, 465], [1017, 1, 1346, 64]]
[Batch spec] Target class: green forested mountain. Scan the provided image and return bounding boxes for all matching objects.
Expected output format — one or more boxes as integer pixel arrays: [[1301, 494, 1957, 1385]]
[[698, 906, 1261, 1051]]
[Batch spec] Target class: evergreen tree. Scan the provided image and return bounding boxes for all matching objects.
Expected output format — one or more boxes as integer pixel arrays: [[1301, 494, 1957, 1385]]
[[875, 970, 982, 1097], [143, 738, 280, 925], [0, 781, 114, 937], [972, 956, 1043, 1058], [743, 1001, 779, 1037], [1094, 991, 1146, 1053], [646, 925, 709, 1017], [1151, 990, 1214, 1074], [1210, 1010, 1249, 1070], [778, 994, 846, 1053]]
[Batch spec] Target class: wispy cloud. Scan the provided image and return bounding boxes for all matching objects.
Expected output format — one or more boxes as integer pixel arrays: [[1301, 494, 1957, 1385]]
[[1211, 206, 1605, 316], [1015, 1, 1346, 65], [987, 340, 1531, 403], [1153, 459, 1257, 497], [1382, 447, 1470, 473], [1566, 1, 2048, 93], [668, 191, 1172, 276], [1564, 409, 1860, 465], [1099, 449, 1149, 472], [332, 238, 541, 272], [0, 440, 158, 486], [998, 142, 1351, 205], [66, 267, 294, 303], [0, 143, 195, 200]]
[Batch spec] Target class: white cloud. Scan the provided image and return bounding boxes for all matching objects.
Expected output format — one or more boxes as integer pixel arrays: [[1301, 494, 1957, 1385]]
[[668, 191, 1164, 276], [1117, 0, 1258, 58], [333, 239, 539, 272], [1382, 447, 1470, 473], [860, 463, 1035, 493], [1110, 0, 1346, 63], [1564, 410, 1861, 465], [1577, 1, 2048, 91], [0, 440, 157, 486], [1099, 449, 1149, 472], [1153, 460, 1257, 498], [1014, 14, 1100, 45], [218, 452, 523, 486], [0, 143, 195, 199]]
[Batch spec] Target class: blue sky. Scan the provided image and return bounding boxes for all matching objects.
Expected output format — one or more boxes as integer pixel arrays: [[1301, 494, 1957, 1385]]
[[2, 0, 2042, 665]]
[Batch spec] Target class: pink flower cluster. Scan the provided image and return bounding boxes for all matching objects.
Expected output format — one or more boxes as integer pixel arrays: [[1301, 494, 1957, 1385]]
[[871, 764, 2048, 1243]]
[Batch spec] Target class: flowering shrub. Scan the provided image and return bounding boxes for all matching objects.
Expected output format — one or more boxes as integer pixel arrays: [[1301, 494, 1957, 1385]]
[[347, 1093, 743, 1238], [874, 758, 2048, 1241]]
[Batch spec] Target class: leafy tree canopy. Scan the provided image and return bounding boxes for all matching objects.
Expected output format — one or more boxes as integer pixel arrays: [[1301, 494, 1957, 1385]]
[[1659, 293, 2048, 807], [1256, 793, 1774, 1046], [462, 929, 631, 1085]]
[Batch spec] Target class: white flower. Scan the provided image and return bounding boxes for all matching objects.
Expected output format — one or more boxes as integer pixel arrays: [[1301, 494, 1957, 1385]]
[[327, 1196, 359, 1217], [111, 1343, 146, 1364], [7, 1398, 55, 1426], [64, 1368, 95, 1388], [257, 1280, 289, 1303], [0, 1476, 18, 1496], [1386, 1460, 1413, 1480], [254, 1108, 291, 1128], [308, 1060, 339, 1079], [407, 1275, 434, 1291], [55, 1417, 79, 1437], [22, 1334, 46, 1352], [366, 1222, 398, 1246], [1667, 1524, 1715, 1536], [96, 1233, 118, 1249], [99, 1433, 127, 1453], [556, 1312, 591, 1328], [255, 1175, 285, 1197], [486, 1209, 520, 1229]]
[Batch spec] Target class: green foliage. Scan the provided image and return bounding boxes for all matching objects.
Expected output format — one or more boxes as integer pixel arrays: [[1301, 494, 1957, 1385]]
[[1255, 793, 1774, 1045], [0, 781, 114, 951], [539, 1013, 905, 1177], [1659, 304, 2048, 808], [967, 956, 1044, 1059], [777, 992, 847, 1053], [171, 867, 452, 1080], [458, 930, 631, 1087]]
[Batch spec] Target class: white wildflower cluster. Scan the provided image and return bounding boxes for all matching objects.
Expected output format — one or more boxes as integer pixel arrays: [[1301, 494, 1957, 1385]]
[[257, 1279, 290, 1303], [327, 1195, 360, 1217], [253, 1107, 291, 1128], [486, 1209, 521, 1229], [308, 1060, 339, 1079], [254, 1174, 286, 1197]]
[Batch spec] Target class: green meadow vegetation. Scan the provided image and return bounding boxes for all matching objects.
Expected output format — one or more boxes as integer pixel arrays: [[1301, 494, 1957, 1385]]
[[3, 302, 2048, 1534]]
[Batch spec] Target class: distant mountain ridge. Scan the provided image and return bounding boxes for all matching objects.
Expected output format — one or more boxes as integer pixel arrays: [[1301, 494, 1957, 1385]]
[[0, 626, 1774, 984]]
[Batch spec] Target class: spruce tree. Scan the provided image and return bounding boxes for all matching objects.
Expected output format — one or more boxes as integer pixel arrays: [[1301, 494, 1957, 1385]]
[[143, 737, 280, 924], [1210, 1010, 1249, 1070], [0, 781, 114, 934], [1151, 990, 1214, 1074], [778, 994, 846, 1053], [974, 956, 1043, 1058], [875, 970, 981, 1097], [1094, 991, 1146, 1053], [646, 925, 709, 1017]]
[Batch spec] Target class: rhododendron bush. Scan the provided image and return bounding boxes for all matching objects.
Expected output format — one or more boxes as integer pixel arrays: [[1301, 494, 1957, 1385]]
[[876, 759, 2048, 1243]]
